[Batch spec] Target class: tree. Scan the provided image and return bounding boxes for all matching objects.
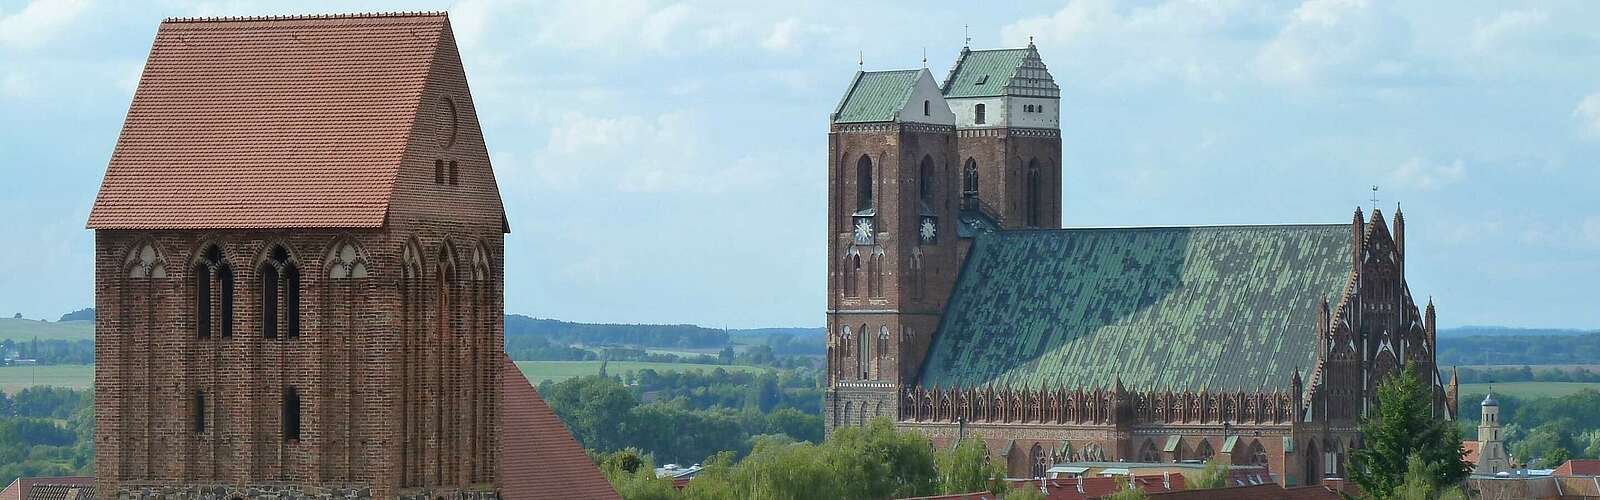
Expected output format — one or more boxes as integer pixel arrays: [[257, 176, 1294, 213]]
[[934, 437, 1004, 495], [1102, 477, 1148, 500], [1391, 454, 1468, 500], [1005, 484, 1050, 500], [1350, 363, 1473, 499], [1189, 456, 1230, 490]]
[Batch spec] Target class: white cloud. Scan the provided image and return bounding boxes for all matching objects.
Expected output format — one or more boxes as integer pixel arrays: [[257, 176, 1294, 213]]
[[1000, 0, 1263, 88], [525, 111, 777, 194], [1256, 0, 1393, 84], [0, 0, 89, 50], [1471, 9, 1549, 52], [1573, 92, 1600, 138], [1388, 157, 1464, 191], [761, 18, 828, 52]]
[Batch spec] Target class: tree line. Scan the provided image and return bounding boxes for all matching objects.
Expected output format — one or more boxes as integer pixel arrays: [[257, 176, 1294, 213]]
[[0, 387, 95, 486], [1455, 389, 1600, 468]]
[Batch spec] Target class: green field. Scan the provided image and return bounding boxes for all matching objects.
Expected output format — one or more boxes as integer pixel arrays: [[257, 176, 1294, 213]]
[[0, 364, 94, 394], [1460, 382, 1600, 399], [0, 318, 95, 342], [515, 361, 767, 385]]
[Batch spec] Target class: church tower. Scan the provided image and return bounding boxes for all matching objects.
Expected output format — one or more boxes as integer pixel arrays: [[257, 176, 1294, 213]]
[[824, 67, 961, 432], [1476, 391, 1511, 474], [943, 40, 1062, 232]]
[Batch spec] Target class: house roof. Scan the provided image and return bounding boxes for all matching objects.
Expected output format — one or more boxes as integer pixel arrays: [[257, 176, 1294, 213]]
[[831, 70, 921, 123], [919, 224, 1352, 392], [1146, 483, 1342, 499], [87, 13, 450, 229], [0, 477, 95, 500], [1462, 441, 1481, 465], [1555, 459, 1600, 477], [941, 46, 1059, 99], [500, 353, 620, 499]]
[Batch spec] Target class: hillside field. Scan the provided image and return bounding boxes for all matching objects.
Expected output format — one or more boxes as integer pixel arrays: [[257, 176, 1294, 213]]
[[0, 318, 95, 341], [515, 360, 768, 385], [0, 364, 94, 394], [1460, 381, 1600, 399]]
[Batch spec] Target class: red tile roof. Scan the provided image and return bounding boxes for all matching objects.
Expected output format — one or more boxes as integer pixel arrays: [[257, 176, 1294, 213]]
[[500, 354, 619, 499], [1462, 441, 1480, 465], [1146, 483, 1342, 499], [0, 477, 95, 500], [902, 474, 1186, 500], [87, 13, 448, 229], [1556, 459, 1600, 477]]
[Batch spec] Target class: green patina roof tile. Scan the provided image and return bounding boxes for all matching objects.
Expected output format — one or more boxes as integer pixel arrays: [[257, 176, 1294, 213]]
[[919, 224, 1352, 392], [832, 70, 921, 123], [943, 49, 1028, 98]]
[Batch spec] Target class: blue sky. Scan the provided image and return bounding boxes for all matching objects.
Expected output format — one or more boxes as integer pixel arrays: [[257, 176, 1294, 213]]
[[2, 0, 1598, 329]]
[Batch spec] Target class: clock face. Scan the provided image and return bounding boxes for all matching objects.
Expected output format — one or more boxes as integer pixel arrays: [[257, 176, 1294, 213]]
[[854, 218, 874, 244], [920, 218, 936, 242]]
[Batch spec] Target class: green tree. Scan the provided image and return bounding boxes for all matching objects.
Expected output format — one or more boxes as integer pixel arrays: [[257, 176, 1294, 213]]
[[1391, 454, 1468, 500], [934, 437, 1004, 495], [1189, 456, 1230, 490], [599, 452, 678, 500], [1102, 477, 1148, 500], [1349, 364, 1473, 499]]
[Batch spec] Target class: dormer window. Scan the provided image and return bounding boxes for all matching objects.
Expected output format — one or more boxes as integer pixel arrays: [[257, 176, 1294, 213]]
[[975, 75, 988, 85]]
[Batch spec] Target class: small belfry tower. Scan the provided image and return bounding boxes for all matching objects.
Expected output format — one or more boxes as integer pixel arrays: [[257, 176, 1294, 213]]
[[1476, 391, 1511, 474], [824, 65, 961, 433], [942, 39, 1062, 231]]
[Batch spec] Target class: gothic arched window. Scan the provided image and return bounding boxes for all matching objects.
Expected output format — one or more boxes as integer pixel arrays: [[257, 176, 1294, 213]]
[[1248, 440, 1268, 467], [844, 249, 861, 298], [923, 100, 930, 116], [1026, 158, 1042, 228], [472, 244, 492, 281], [858, 323, 870, 379], [1139, 440, 1161, 463], [260, 245, 300, 339], [962, 158, 979, 207], [194, 244, 234, 338], [974, 103, 986, 124], [868, 250, 884, 298], [856, 155, 874, 212], [1030, 444, 1046, 478], [1196, 440, 1214, 461]]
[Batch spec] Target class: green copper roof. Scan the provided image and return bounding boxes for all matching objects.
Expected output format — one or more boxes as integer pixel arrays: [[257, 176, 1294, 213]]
[[832, 70, 920, 123], [943, 49, 1028, 98], [919, 224, 1353, 392]]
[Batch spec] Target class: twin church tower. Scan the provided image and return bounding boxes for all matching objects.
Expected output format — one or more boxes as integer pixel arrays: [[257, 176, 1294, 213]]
[[826, 42, 1062, 425]]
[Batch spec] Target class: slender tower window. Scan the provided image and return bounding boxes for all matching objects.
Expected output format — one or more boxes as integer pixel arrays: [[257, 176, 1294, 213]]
[[195, 262, 212, 338], [858, 323, 869, 379], [435, 159, 445, 184], [260, 245, 299, 338], [1026, 159, 1042, 228], [962, 158, 979, 209], [195, 244, 232, 338], [449, 160, 459, 186], [193, 391, 207, 433], [919, 156, 935, 203], [923, 100, 930, 116], [974, 103, 986, 124], [855, 155, 873, 212]]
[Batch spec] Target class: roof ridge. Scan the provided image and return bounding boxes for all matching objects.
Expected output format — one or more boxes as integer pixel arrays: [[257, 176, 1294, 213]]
[[163, 11, 446, 23]]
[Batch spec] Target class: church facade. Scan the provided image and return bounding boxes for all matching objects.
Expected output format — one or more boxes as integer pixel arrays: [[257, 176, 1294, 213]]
[[823, 43, 1457, 487]]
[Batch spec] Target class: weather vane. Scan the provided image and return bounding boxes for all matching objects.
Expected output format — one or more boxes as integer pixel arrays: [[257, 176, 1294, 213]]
[[963, 24, 971, 48], [1370, 185, 1380, 211]]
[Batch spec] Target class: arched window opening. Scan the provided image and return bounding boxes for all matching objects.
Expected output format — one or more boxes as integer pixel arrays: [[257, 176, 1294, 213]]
[[219, 265, 233, 337], [1030, 444, 1046, 478], [1139, 440, 1161, 463], [1196, 440, 1214, 461], [1305, 441, 1320, 485], [869, 251, 884, 298], [283, 386, 301, 441], [328, 241, 370, 279], [843, 401, 853, 427], [962, 158, 979, 209], [195, 244, 232, 339], [974, 103, 986, 124], [858, 323, 869, 379], [909, 247, 925, 301], [260, 245, 299, 339], [194, 262, 211, 339], [126, 242, 169, 279], [1248, 440, 1268, 467], [923, 100, 930, 116], [449, 160, 459, 186], [856, 155, 874, 212], [1026, 159, 1042, 228], [472, 244, 492, 281], [844, 250, 861, 298], [919, 156, 935, 204], [1174, 441, 1190, 463]]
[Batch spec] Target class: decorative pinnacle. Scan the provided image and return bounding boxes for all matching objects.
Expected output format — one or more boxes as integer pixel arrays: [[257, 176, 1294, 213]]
[[922, 47, 928, 68], [1029, 34, 1036, 46], [858, 51, 863, 70], [963, 24, 971, 48]]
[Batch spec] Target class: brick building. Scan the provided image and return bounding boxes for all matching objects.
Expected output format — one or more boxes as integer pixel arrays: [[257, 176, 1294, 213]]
[[86, 12, 613, 499], [824, 42, 1456, 487]]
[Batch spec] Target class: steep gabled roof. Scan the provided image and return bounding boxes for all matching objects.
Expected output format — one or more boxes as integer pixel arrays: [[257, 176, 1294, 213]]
[[919, 224, 1353, 392], [941, 45, 1059, 99], [500, 354, 620, 499], [831, 70, 921, 123], [87, 13, 450, 229]]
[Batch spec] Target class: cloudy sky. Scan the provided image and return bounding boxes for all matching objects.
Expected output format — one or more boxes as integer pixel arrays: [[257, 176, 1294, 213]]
[[2, 0, 1598, 329]]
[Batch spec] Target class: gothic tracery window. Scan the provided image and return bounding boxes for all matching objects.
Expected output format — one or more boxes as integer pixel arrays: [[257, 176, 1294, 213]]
[[962, 158, 979, 208], [472, 244, 492, 281], [194, 244, 234, 338], [260, 245, 300, 338], [126, 241, 168, 279], [1030, 444, 1046, 478], [327, 241, 370, 279]]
